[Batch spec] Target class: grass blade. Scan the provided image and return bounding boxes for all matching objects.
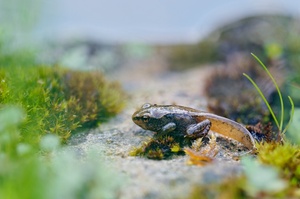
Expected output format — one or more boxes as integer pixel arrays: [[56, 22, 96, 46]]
[[251, 53, 284, 131], [243, 73, 280, 130]]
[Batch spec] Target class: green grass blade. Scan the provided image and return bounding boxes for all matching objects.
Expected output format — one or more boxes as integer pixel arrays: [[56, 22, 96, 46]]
[[251, 53, 284, 131], [282, 96, 295, 135], [243, 73, 280, 130]]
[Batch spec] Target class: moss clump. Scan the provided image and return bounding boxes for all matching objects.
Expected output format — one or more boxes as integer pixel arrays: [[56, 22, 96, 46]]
[[0, 66, 125, 144], [129, 136, 186, 160]]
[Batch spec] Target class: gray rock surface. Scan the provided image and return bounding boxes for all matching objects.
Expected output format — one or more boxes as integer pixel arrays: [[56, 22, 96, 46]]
[[67, 57, 249, 199]]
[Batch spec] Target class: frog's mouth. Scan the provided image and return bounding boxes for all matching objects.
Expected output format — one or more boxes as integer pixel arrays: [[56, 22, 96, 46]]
[[132, 115, 140, 124], [132, 115, 146, 129]]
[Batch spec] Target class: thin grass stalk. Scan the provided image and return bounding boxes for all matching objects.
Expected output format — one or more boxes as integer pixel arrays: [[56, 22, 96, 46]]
[[243, 73, 280, 130], [251, 53, 284, 131]]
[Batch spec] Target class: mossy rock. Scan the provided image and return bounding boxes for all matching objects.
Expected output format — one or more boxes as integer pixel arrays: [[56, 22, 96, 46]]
[[0, 66, 126, 144]]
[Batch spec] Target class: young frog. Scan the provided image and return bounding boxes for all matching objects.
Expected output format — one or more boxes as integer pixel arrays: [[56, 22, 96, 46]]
[[132, 103, 256, 150]]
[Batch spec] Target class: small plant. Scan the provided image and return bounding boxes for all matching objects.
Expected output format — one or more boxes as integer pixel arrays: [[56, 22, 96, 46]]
[[243, 53, 294, 137]]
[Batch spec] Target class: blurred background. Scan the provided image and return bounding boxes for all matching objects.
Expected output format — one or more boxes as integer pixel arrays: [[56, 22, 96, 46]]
[[0, 0, 299, 66], [1, 0, 300, 135], [1, 1, 300, 198], [1, 0, 299, 44], [0, 0, 299, 71]]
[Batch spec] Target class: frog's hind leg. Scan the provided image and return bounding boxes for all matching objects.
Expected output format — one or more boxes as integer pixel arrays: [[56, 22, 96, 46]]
[[186, 119, 211, 138]]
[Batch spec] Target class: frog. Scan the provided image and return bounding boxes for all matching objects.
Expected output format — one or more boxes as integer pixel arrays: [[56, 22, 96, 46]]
[[132, 103, 256, 150]]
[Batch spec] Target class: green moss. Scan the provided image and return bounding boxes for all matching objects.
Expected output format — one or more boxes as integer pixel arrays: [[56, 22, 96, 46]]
[[0, 94, 123, 199], [0, 66, 125, 144], [257, 142, 300, 187]]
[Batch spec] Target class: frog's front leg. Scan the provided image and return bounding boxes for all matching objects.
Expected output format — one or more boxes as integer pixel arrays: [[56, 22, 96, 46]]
[[186, 119, 211, 138], [162, 122, 176, 133]]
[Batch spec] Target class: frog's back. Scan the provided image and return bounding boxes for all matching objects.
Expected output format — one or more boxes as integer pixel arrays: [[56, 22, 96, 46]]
[[150, 104, 204, 118]]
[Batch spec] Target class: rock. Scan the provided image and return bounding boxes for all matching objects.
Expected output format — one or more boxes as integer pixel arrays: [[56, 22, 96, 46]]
[[66, 58, 248, 199]]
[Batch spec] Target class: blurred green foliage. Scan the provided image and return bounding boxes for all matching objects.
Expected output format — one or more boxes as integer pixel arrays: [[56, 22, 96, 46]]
[[0, 30, 36, 67], [183, 144, 300, 199], [0, 107, 123, 199], [288, 108, 300, 144], [241, 156, 287, 195]]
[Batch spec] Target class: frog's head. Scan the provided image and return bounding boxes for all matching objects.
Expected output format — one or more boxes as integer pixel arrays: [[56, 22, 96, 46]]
[[132, 103, 169, 132]]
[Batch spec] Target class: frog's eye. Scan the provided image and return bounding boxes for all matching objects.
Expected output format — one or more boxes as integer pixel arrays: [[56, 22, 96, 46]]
[[142, 103, 151, 109], [142, 114, 150, 123]]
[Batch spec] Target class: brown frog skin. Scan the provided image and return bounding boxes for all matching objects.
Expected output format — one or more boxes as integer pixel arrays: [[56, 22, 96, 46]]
[[132, 103, 256, 150]]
